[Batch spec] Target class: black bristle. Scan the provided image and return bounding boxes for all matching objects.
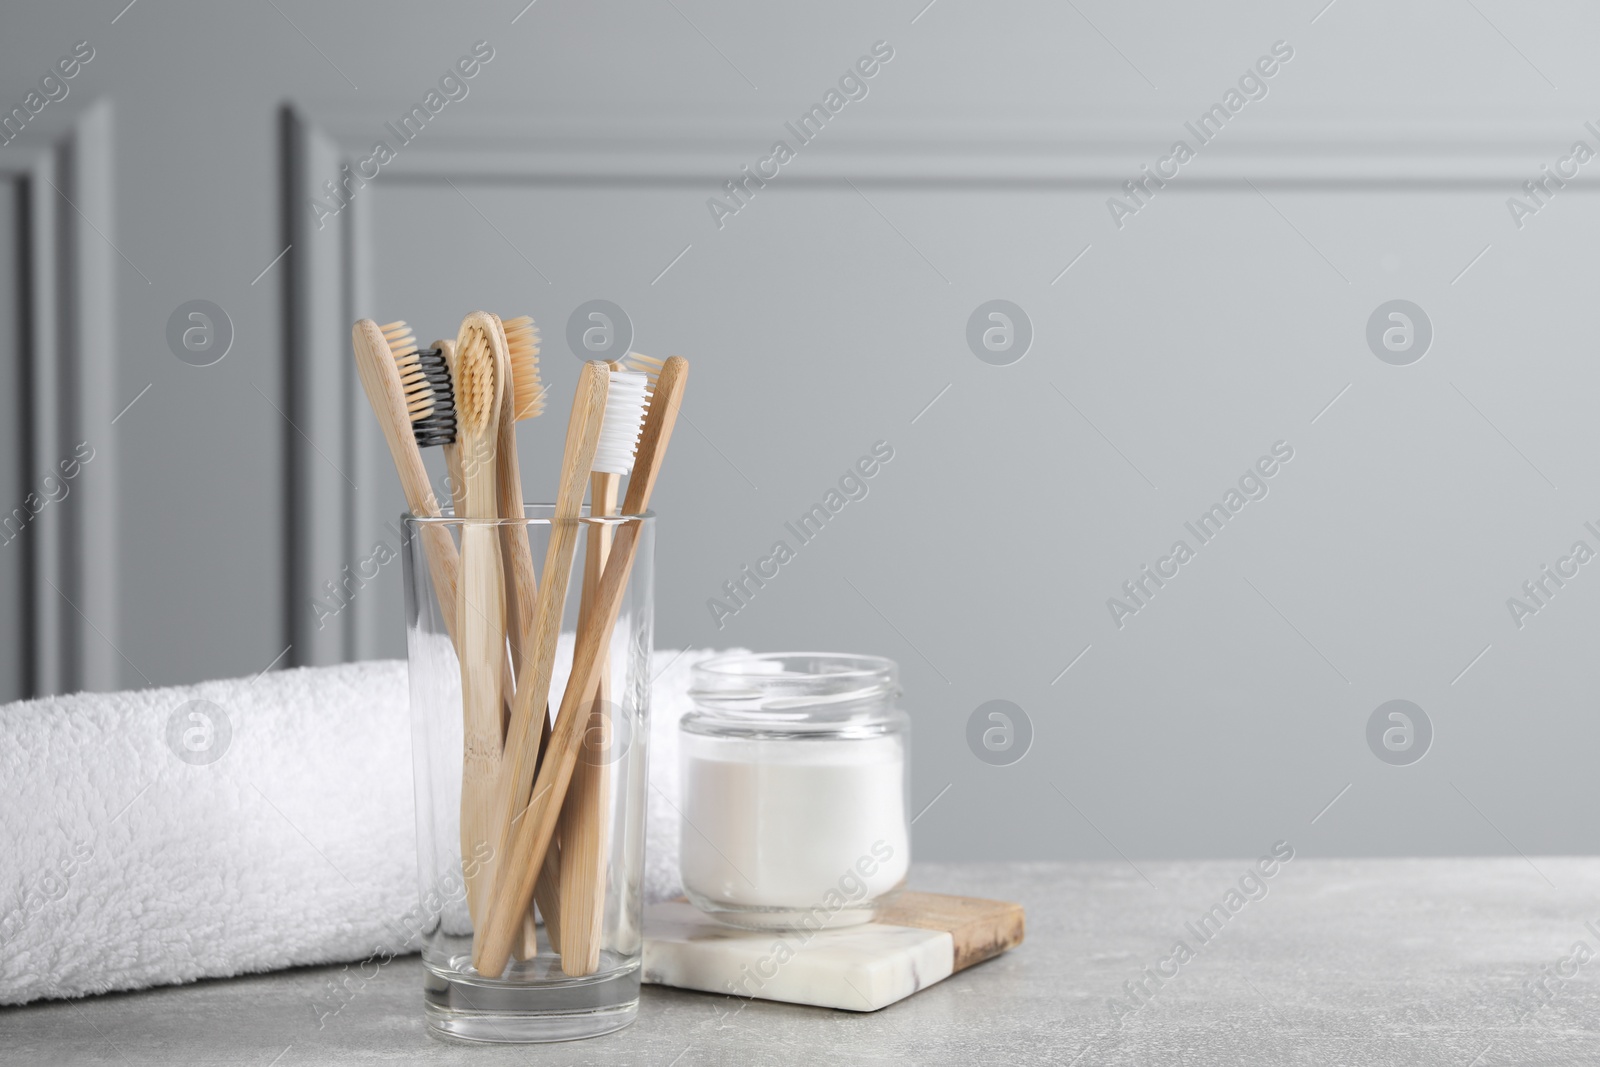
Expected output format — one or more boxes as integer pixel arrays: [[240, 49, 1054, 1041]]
[[411, 348, 457, 447]]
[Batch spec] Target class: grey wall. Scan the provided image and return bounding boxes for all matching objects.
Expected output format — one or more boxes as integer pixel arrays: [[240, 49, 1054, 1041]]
[[2, 0, 1596, 864]]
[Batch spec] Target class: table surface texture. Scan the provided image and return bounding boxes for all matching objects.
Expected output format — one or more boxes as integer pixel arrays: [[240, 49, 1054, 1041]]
[[4, 859, 1598, 1066]]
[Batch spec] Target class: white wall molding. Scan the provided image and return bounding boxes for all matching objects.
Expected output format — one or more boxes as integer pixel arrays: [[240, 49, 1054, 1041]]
[[279, 101, 1576, 667], [302, 110, 1590, 184], [282, 106, 359, 667]]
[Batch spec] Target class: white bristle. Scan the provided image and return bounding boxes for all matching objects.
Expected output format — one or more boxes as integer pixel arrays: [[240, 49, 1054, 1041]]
[[593, 370, 649, 475]]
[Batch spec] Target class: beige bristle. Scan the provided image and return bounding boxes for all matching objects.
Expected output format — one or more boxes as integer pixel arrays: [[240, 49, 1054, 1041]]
[[503, 315, 546, 422], [380, 320, 435, 422], [455, 325, 497, 436], [622, 352, 664, 386]]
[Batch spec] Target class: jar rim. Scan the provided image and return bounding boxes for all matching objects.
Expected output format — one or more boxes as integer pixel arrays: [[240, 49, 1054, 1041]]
[[688, 652, 901, 729], [694, 651, 897, 682]]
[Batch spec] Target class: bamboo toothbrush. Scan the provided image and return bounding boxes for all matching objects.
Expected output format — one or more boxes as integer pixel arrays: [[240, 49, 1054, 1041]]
[[476, 356, 687, 977], [478, 360, 610, 960], [371, 320, 522, 934], [351, 320, 461, 644], [429, 323, 551, 956], [565, 354, 660, 966], [495, 313, 561, 960], [558, 360, 651, 974], [431, 335, 521, 732], [495, 314, 544, 687], [451, 311, 511, 928]]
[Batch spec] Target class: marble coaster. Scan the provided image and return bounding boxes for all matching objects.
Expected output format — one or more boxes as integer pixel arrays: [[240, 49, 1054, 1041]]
[[642, 892, 1024, 1012]]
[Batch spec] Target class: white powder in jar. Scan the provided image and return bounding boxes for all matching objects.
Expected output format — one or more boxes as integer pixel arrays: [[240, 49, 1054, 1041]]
[[679, 732, 909, 922]]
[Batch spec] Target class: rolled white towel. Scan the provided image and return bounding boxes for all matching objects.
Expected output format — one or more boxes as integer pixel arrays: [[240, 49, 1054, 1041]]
[[0, 648, 736, 1006]]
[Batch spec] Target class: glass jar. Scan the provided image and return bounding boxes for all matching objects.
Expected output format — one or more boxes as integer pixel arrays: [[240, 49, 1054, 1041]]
[[680, 652, 910, 930], [403, 506, 654, 1043]]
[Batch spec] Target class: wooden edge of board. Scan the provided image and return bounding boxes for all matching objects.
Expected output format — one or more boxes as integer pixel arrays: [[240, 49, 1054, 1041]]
[[873, 891, 1025, 973], [662, 890, 1026, 974]]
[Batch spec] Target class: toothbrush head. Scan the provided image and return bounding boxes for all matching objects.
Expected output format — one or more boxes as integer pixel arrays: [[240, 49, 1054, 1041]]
[[592, 369, 649, 476], [503, 315, 546, 422], [382, 320, 456, 448], [453, 314, 503, 441]]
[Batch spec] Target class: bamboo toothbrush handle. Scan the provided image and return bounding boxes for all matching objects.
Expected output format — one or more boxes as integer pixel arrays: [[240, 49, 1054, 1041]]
[[490, 329, 555, 961], [484, 363, 609, 932], [476, 519, 642, 975], [454, 313, 510, 929], [450, 408, 524, 932], [351, 322, 460, 645], [558, 473, 618, 975], [498, 434, 538, 677], [536, 831, 563, 949], [532, 707, 563, 951], [493, 325, 539, 682], [444, 453, 467, 527], [437, 338, 519, 733], [458, 507, 506, 926], [496, 416, 541, 960], [475, 357, 687, 976]]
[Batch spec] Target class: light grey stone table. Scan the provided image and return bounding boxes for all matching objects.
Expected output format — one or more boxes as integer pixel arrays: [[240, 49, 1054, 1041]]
[[6, 859, 1600, 1066]]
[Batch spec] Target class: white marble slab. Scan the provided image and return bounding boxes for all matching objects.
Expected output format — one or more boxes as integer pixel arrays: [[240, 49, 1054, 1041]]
[[641, 901, 956, 1011]]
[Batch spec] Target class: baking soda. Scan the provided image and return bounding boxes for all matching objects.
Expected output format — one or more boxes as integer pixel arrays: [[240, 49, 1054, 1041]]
[[679, 733, 908, 921]]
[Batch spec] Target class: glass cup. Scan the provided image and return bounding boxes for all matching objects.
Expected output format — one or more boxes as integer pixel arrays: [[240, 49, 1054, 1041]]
[[403, 506, 654, 1042], [680, 652, 910, 930]]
